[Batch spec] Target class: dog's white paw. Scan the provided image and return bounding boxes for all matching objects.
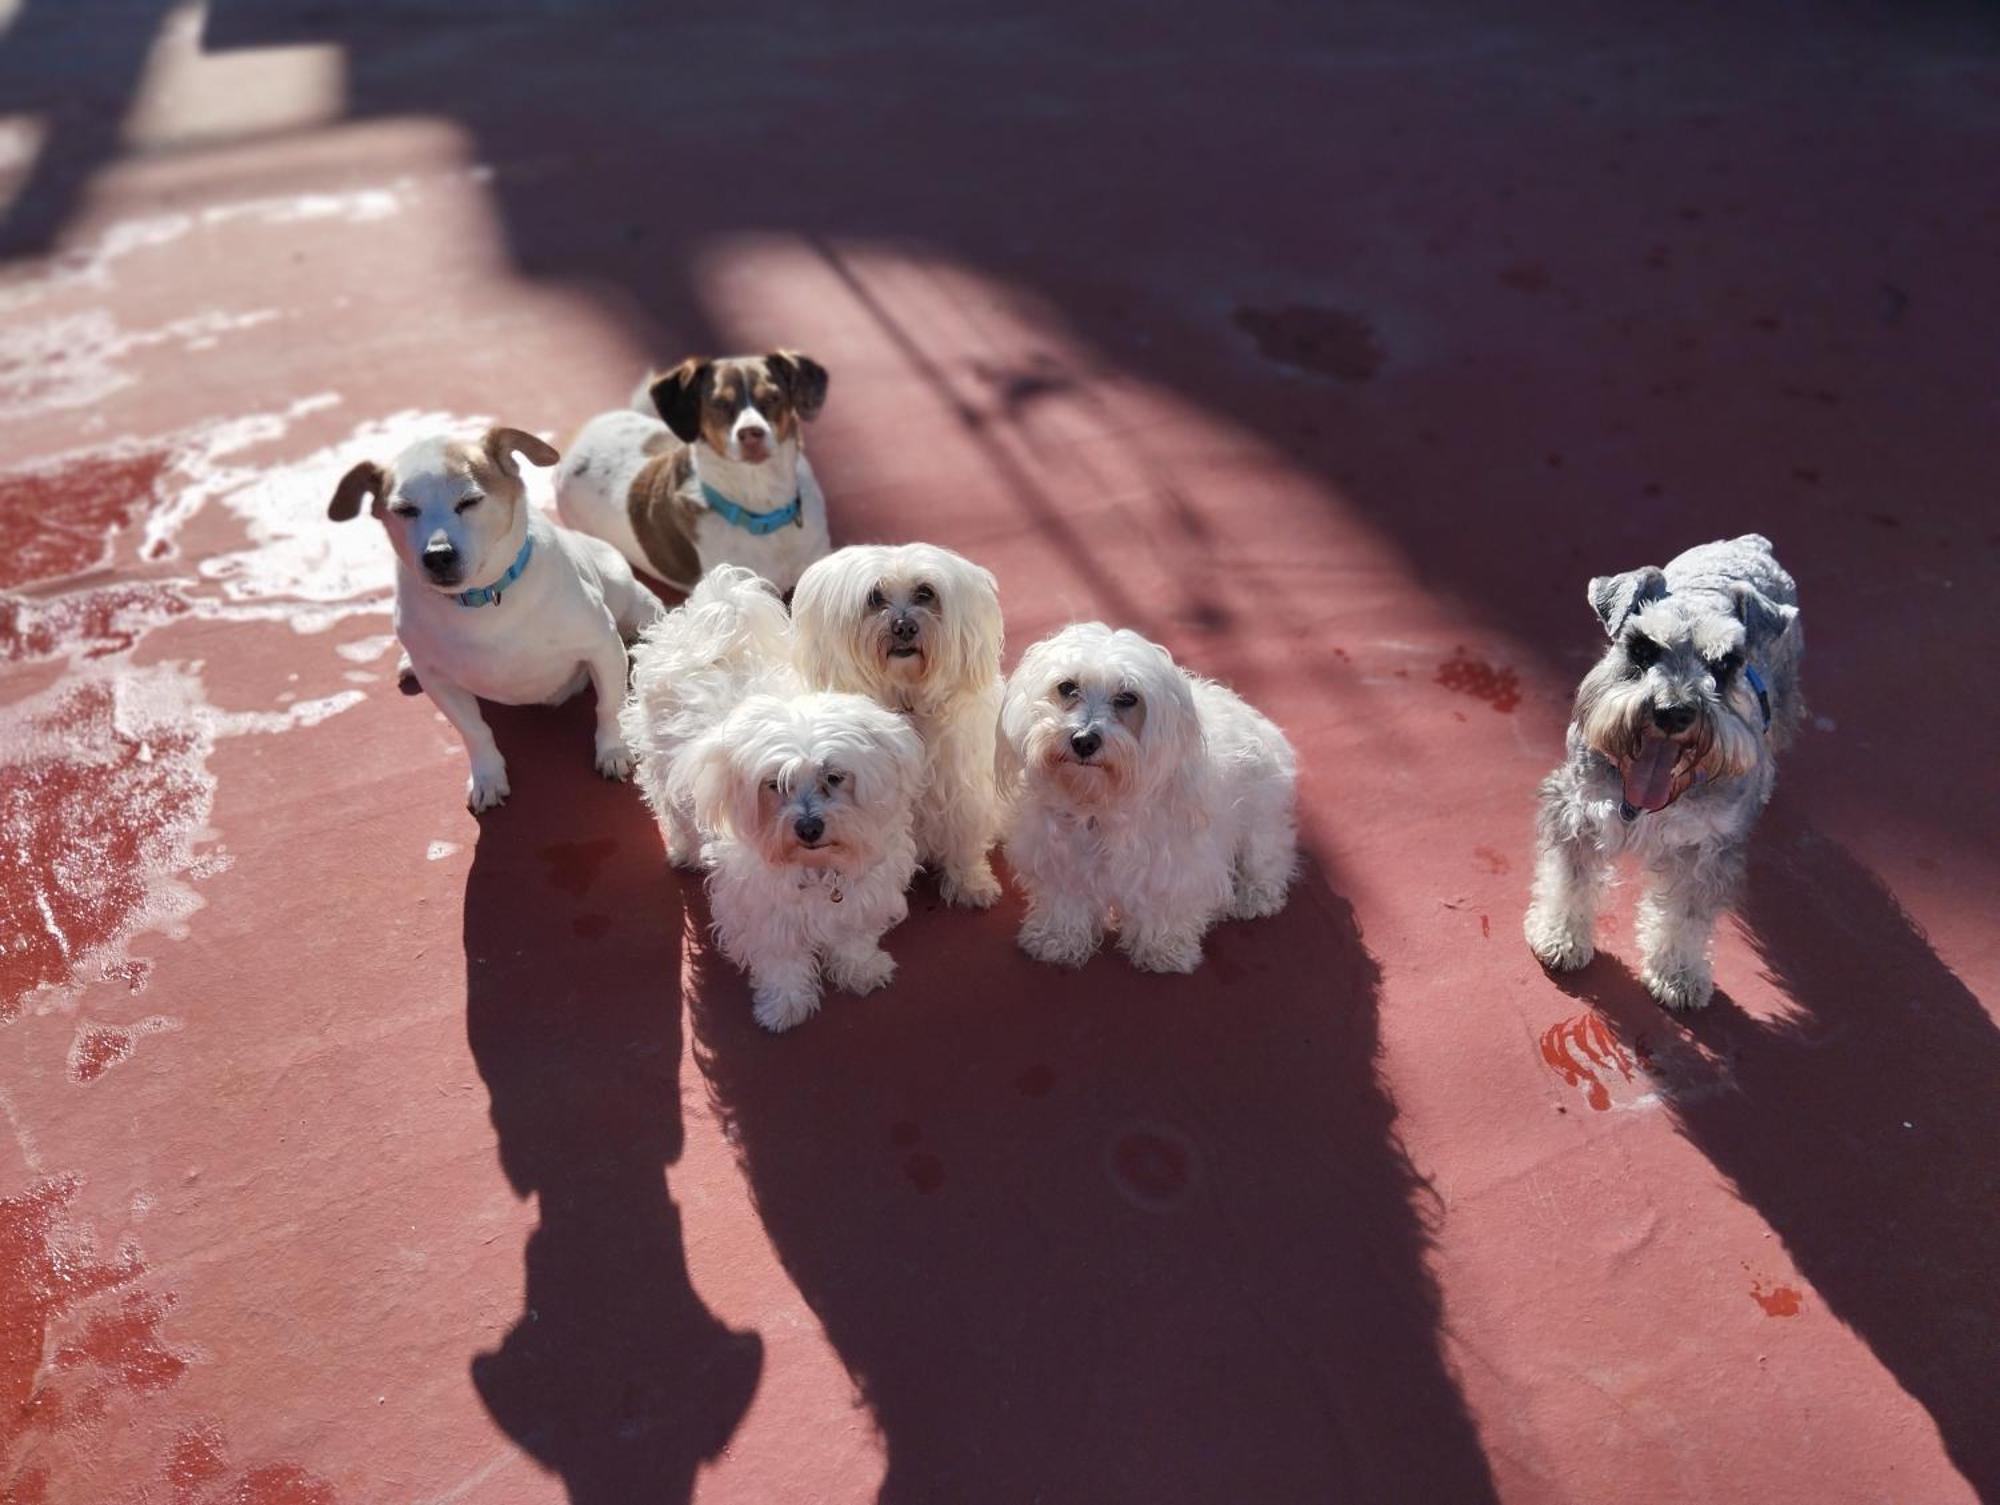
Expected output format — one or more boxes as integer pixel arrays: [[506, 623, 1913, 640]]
[[1524, 904, 1595, 972], [595, 739, 636, 781], [1229, 878, 1290, 920], [467, 762, 511, 813], [1018, 910, 1100, 968], [827, 947, 895, 996], [1642, 960, 1713, 1012], [1121, 927, 1205, 974], [940, 860, 1002, 909], [752, 982, 820, 1034]]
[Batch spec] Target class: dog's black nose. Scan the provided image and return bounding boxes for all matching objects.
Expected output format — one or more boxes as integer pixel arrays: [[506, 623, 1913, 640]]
[[794, 814, 825, 844], [890, 616, 920, 643], [1653, 703, 1696, 735], [422, 542, 457, 573], [1069, 729, 1102, 760]]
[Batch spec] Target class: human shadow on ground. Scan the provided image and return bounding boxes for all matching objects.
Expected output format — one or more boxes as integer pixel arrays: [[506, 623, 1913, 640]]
[[460, 700, 761, 1505]]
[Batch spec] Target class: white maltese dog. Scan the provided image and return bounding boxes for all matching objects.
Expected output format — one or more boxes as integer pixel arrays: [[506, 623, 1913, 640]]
[[621, 566, 926, 1032], [997, 623, 1299, 973], [790, 543, 1006, 909]]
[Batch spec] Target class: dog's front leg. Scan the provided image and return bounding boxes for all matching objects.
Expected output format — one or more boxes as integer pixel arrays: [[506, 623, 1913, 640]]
[[930, 803, 1002, 909], [1524, 794, 1605, 973], [1118, 905, 1210, 974], [583, 638, 636, 781], [746, 950, 822, 1033], [824, 935, 896, 996], [1636, 840, 1744, 1010], [424, 677, 509, 812], [1017, 888, 1103, 968]]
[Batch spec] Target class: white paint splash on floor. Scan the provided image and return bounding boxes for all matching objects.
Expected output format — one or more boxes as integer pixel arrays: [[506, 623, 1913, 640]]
[[0, 661, 369, 1022], [0, 308, 280, 423], [159, 402, 516, 632], [336, 634, 400, 663]]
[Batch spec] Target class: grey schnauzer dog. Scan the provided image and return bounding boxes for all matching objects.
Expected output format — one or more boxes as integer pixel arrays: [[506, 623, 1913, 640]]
[[1524, 533, 1803, 1009]]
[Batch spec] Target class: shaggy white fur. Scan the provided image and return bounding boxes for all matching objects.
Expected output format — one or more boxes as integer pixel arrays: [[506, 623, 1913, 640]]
[[790, 543, 1006, 908], [621, 566, 925, 1032], [997, 622, 1299, 973]]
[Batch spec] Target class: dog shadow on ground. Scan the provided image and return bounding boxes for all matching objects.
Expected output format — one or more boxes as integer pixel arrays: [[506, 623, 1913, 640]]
[[689, 846, 1499, 1505], [460, 701, 761, 1505], [1554, 813, 2000, 1501]]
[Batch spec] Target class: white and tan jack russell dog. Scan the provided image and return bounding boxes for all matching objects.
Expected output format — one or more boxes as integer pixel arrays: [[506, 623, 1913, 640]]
[[329, 427, 664, 812]]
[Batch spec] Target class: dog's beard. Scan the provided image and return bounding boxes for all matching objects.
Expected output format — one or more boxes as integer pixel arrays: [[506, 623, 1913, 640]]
[[1575, 674, 1762, 812], [881, 643, 927, 679], [754, 813, 876, 870], [1028, 726, 1135, 809], [758, 826, 862, 869]]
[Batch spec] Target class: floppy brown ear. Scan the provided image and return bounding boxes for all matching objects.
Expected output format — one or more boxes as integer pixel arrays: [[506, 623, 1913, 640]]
[[483, 426, 561, 477], [649, 357, 709, 444], [767, 350, 829, 420], [329, 460, 387, 521]]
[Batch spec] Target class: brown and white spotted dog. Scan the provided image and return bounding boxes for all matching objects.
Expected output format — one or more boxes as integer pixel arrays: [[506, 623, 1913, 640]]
[[554, 351, 832, 595]]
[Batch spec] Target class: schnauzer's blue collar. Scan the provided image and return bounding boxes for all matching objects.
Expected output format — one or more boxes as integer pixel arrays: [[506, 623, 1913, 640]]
[[699, 479, 800, 535], [1743, 663, 1771, 730], [454, 534, 533, 608]]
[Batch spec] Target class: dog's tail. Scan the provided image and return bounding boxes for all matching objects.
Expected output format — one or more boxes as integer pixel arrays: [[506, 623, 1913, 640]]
[[684, 565, 794, 660], [622, 566, 798, 780]]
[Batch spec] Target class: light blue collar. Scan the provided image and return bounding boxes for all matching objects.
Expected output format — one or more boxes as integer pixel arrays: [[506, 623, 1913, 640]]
[[454, 533, 533, 608], [699, 478, 800, 535]]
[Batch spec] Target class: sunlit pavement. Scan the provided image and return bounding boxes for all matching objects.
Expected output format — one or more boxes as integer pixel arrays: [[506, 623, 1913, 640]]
[[2, 3, 1996, 1501]]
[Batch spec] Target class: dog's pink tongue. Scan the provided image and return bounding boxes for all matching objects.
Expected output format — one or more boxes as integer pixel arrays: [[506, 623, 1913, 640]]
[[1622, 736, 1681, 813]]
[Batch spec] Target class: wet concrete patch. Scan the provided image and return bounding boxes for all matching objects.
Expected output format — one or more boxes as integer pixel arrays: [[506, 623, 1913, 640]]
[[0, 451, 170, 590]]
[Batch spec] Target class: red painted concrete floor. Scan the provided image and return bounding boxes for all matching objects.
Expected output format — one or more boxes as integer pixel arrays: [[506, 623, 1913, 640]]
[[2, 2, 1996, 1501]]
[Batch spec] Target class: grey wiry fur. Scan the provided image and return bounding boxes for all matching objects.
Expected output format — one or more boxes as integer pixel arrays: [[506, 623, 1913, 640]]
[[1525, 533, 1804, 1009]]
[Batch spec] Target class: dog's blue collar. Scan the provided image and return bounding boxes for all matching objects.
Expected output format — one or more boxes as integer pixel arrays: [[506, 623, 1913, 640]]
[[699, 479, 801, 535], [454, 533, 533, 608], [1744, 663, 1771, 730]]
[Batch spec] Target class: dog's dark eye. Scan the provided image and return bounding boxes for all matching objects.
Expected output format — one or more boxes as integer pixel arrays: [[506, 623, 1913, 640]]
[[764, 778, 781, 792], [825, 771, 845, 788], [455, 494, 482, 513], [389, 502, 419, 519], [912, 584, 935, 605], [1626, 635, 1662, 671], [866, 588, 887, 610], [1709, 651, 1743, 680], [1055, 680, 1079, 699], [1112, 691, 1140, 710]]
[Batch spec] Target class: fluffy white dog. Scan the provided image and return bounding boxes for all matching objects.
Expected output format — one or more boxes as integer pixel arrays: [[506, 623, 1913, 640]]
[[997, 623, 1299, 972], [621, 567, 926, 1032], [790, 543, 1005, 908]]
